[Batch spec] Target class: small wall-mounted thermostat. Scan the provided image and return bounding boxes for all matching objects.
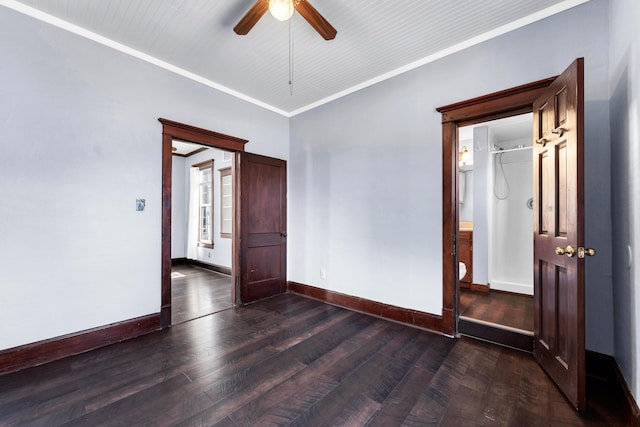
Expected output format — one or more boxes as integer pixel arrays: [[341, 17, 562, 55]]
[[136, 199, 146, 211]]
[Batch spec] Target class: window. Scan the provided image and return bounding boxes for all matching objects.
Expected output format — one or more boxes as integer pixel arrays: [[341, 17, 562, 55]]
[[194, 160, 214, 248], [219, 167, 232, 238]]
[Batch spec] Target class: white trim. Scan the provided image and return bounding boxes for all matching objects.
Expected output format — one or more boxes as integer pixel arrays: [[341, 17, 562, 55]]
[[0, 0, 289, 117], [288, 0, 591, 116], [490, 280, 534, 296], [2, 0, 591, 117]]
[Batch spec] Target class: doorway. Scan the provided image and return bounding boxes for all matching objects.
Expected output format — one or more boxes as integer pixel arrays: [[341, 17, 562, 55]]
[[160, 118, 288, 329], [170, 141, 235, 324], [435, 77, 556, 338], [438, 59, 587, 410], [456, 114, 534, 340], [159, 118, 248, 328]]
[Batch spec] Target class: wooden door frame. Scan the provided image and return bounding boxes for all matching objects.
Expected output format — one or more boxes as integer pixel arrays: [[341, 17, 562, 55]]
[[159, 118, 248, 328], [435, 77, 556, 336]]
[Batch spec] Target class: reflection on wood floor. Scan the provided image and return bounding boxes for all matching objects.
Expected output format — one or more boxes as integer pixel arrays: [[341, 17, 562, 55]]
[[0, 294, 628, 426], [460, 288, 533, 331], [172, 264, 233, 324]]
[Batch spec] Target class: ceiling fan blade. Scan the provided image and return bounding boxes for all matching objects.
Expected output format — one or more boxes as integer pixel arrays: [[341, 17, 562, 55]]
[[234, 0, 269, 35], [295, 0, 337, 40]]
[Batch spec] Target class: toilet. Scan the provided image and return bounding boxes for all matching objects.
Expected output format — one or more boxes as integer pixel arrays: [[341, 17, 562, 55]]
[[459, 262, 467, 280]]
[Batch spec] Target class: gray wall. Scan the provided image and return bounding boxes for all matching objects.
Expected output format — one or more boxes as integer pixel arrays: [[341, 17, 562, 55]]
[[171, 156, 187, 258], [0, 7, 288, 350], [609, 0, 640, 403], [472, 127, 489, 287], [289, 0, 614, 353]]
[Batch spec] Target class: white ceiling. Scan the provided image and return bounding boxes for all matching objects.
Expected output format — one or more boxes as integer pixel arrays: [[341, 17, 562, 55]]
[[5, 0, 589, 116], [459, 113, 533, 144], [172, 139, 211, 157], [458, 113, 533, 165]]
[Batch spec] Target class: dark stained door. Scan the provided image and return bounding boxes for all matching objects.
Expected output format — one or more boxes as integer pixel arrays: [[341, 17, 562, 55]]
[[237, 152, 287, 304], [533, 58, 587, 410]]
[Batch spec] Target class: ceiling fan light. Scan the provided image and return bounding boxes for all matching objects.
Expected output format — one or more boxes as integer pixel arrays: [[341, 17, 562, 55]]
[[269, 0, 294, 21]]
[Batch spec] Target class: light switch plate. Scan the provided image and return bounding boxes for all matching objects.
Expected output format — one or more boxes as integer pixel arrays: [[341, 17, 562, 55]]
[[136, 199, 145, 211]]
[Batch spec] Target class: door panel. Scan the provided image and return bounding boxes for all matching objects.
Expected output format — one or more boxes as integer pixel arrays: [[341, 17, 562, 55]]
[[533, 58, 585, 410], [238, 152, 287, 304], [557, 142, 569, 236], [247, 161, 282, 233]]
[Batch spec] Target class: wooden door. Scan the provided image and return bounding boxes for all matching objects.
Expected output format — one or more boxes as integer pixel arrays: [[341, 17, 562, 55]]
[[458, 230, 473, 288], [533, 58, 586, 410], [236, 152, 287, 304]]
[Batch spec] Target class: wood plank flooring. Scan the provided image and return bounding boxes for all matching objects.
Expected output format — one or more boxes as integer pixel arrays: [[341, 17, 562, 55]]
[[172, 264, 233, 325], [460, 288, 534, 331], [0, 294, 628, 426]]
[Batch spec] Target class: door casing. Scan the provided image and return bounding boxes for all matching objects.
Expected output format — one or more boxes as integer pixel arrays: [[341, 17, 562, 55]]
[[159, 118, 248, 328], [436, 77, 557, 336]]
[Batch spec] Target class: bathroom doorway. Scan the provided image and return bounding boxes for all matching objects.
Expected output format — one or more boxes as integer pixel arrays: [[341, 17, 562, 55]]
[[438, 60, 588, 408], [456, 114, 534, 343]]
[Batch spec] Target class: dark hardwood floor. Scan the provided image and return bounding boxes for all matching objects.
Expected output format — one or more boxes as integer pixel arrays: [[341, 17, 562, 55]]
[[172, 264, 233, 325], [460, 288, 534, 331], [0, 294, 628, 426]]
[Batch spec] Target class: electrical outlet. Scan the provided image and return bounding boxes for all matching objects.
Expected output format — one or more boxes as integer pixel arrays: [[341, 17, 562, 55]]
[[320, 268, 327, 280]]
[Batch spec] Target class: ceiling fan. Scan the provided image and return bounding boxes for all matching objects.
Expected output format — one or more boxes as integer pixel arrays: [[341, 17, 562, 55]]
[[234, 0, 337, 40]]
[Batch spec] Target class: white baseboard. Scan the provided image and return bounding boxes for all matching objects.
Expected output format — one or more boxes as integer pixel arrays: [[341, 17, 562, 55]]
[[490, 279, 533, 295]]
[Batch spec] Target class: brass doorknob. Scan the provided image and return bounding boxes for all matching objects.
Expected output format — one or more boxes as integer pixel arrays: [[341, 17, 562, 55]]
[[555, 245, 576, 257], [578, 247, 596, 258]]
